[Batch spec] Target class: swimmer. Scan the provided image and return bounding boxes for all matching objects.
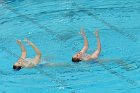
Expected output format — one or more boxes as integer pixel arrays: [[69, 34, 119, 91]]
[[72, 28, 101, 62], [13, 38, 42, 71]]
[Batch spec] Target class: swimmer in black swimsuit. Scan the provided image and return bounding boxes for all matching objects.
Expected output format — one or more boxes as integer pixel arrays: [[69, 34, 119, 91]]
[[13, 38, 42, 71], [72, 28, 101, 62]]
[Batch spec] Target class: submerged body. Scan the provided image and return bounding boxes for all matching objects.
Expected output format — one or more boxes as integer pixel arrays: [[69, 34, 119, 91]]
[[22, 58, 38, 68], [13, 39, 42, 70], [72, 29, 101, 62], [13, 29, 101, 71]]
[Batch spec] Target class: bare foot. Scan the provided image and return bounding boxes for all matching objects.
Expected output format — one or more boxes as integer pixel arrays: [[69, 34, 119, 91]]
[[80, 31, 86, 36], [16, 40, 22, 44], [23, 38, 32, 45], [94, 30, 99, 37], [79, 28, 86, 36]]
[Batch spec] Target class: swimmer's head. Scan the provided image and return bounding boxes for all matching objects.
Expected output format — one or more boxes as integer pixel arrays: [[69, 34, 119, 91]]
[[72, 52, 82, 62], [13, 65, 22, 71], [13, 62, 23, 71], [72, 57, 81, 63]]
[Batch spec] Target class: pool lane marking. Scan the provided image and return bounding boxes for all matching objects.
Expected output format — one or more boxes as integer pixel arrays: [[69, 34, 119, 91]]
[[0, 46, 138, 90], [85, 10, 138, 42], [0, 3, 62, 43], [97, 59, 138, 86], [0, 0, 138, 88], [98, 58, 139, 71], [114, 59, 139, 71], [1, 0, 138, 42], [0, 0, 56, 36], [70, 2, 138, 42]]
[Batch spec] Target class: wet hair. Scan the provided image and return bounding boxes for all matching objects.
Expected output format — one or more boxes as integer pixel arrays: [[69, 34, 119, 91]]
[[72, 57, 81, 63], [13, 65, 22, 71]]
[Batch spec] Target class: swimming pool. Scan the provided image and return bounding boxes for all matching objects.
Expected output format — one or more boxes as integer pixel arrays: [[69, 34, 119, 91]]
[[0, 0, 140, 93]]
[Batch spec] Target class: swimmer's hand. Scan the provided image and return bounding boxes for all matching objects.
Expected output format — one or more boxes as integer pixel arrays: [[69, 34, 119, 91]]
[[24, 38, 32, 45], [16, 40, 22, 44]]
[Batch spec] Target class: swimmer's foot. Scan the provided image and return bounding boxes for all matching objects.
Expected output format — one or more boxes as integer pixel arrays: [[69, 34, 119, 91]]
[[94, 30, 99, 37], [16, 40, 22, 45], [23, 38, 32, 45], [79, 29, 86, 37]]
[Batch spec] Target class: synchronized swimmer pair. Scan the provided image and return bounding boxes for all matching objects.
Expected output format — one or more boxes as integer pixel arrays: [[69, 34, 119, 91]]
[[13, 29, 101, 71]]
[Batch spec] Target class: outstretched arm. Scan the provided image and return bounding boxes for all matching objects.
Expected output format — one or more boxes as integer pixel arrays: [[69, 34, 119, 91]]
[[80, 28, 89, 53]]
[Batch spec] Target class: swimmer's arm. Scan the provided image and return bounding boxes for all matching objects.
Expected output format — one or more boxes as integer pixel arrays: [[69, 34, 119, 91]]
[[80, 28, 89, 53]]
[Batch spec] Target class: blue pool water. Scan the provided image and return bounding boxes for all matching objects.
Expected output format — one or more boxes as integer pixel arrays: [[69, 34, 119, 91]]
[[0, 0, 140, 93]]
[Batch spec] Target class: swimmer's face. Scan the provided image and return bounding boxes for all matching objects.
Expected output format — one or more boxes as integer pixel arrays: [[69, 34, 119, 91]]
[[73, 52, 82, 59], [72, 52, 82, 62], [14, 61, 23, 66], [13, 62, 23, 71]]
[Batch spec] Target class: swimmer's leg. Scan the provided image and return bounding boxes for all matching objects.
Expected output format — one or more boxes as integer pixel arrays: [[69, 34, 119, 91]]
[[17, 40, 27, 60], [91, 30, 101, 59], [24, 38, 41, 65], [97, 58, 132, 70], [80, 28, 89, 53]]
